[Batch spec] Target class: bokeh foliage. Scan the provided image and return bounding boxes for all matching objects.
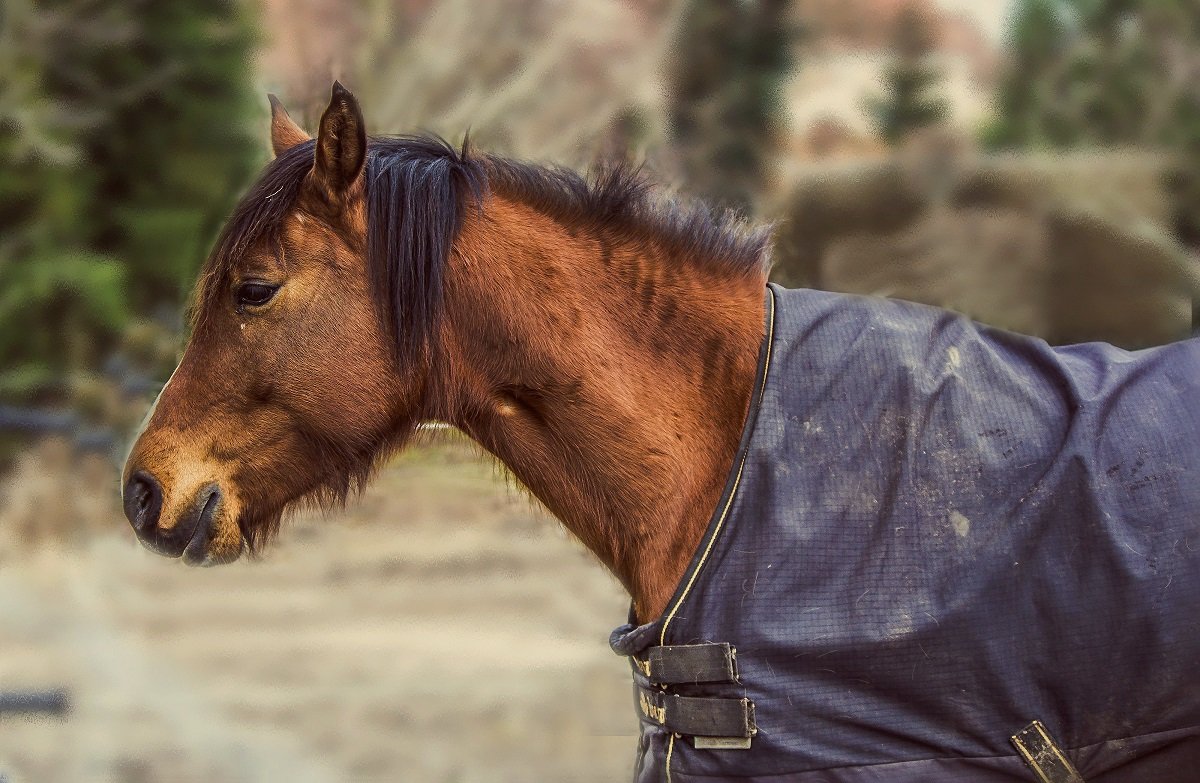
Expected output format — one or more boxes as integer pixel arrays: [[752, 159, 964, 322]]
[[2, 0, 1196, 430], [869, 3, 948, 146], [0, 0, 262, 408], [986, 0, 1200, 238], [666, 0, 797, 214]]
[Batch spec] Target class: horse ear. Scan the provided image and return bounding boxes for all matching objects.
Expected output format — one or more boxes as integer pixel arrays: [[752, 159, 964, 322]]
[[268, 94, 310, 157], [311, 81, 366, 200]]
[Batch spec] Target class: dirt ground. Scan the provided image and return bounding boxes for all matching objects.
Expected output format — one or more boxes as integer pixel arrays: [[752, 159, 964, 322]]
[[0, 436, 637, 782]]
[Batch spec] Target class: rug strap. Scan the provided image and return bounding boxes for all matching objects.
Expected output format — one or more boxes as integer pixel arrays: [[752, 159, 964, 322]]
[[637, 642, 739, 685], [637, 685, 756, 749]]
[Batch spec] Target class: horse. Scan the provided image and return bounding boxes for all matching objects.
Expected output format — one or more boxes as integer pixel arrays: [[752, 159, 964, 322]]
[[122, 84, 1200, 782]]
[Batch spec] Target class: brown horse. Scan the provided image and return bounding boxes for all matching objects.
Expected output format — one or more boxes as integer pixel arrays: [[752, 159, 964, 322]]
[[122, 83, 769, 623], [122, 85, 1200, 782]]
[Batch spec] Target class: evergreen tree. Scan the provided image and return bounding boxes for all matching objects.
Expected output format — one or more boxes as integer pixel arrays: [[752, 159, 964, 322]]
[[55, 0, 264, 314], [870, 3, 949, 146], [667, 0, 797, 214], [985, 0, 1200, 239], [985, 0, 1073, 148], [0, 0, 126, 402], [987, 0, 1199, 149], [0, 0, 262, 407]]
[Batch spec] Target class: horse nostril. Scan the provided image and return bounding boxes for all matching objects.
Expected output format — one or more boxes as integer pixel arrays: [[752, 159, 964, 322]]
[[123, 471, 163, 535]]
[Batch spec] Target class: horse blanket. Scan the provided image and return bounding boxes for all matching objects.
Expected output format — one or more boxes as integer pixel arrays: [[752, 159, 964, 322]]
[[611, 284, 1200, 782]]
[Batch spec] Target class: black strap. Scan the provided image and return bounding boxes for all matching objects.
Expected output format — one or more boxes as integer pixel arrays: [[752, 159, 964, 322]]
[[637, 685, 756, 740], [641, 643, 739, 685]]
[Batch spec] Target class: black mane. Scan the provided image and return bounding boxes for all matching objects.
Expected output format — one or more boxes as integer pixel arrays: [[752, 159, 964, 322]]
[[201, 136, 772, 366], [365, 137, 486, 366]]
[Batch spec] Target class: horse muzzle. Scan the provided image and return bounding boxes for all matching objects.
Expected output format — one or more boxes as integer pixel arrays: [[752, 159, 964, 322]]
[[122, 472, 234, 566]]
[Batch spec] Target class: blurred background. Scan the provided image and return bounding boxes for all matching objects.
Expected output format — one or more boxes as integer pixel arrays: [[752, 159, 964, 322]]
[[1, 0, 1198, 780]]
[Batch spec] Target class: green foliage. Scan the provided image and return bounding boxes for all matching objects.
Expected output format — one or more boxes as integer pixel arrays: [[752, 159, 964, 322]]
[[0, 0, 262, 406], [869, 5, 949, 146], [986, 0, 1200, 242], [667, 0, 798, 214], [985, 1, 1200, 149]]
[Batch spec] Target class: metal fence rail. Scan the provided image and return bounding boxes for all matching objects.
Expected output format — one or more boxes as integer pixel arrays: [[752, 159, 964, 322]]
[[0, 405, 117, 456], [0, 688, 71, 717]]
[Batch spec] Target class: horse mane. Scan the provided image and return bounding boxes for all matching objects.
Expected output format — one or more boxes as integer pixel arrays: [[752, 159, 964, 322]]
[[198, 135, 772, 366]]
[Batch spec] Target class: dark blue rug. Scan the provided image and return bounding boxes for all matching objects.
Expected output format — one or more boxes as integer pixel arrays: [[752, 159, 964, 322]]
[[613, 284, 1200, 782]]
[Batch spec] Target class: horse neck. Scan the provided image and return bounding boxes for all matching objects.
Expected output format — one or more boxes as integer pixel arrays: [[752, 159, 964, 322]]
[[430, 194, 766, 622]]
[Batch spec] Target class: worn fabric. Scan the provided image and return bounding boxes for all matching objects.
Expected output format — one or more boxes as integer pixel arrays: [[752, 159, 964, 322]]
[[611, 284, 1200, 782]]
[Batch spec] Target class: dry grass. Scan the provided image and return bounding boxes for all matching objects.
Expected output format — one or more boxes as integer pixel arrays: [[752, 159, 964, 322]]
[[771, 148, 1199, 347], [0, 438, 117, 557], [0, 437, 634, 782]]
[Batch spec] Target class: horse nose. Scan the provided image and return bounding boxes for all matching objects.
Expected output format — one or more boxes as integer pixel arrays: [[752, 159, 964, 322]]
[[123, 470, 163, 536]]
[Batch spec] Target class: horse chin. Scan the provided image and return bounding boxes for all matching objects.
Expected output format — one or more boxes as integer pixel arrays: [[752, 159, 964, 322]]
[[180, 500, 245, 568], [184, 537, 244, 567]]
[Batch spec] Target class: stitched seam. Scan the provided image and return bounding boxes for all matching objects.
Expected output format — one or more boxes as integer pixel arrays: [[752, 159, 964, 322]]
[[659, 288, 776, 647], [668, 723, 1200, 779], [666, 733, 676, 783]]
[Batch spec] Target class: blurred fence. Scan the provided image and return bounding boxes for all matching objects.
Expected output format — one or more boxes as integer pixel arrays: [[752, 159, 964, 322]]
[[0, 349, 164, 466], [0, 406, 117, 456], [0, 689, 71, 717]]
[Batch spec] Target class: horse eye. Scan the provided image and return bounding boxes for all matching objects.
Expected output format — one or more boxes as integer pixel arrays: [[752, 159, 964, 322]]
[[236, 282, 279, 308]]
